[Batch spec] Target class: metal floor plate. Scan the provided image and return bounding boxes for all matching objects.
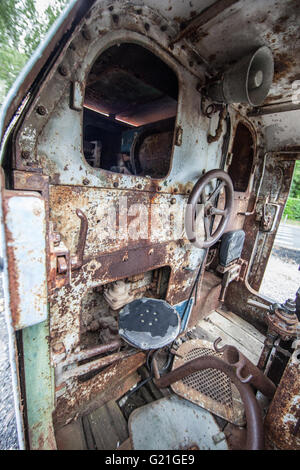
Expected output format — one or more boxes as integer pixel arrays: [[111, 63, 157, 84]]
[[129, 394, 228, 450], [171, 339, 245, 426]]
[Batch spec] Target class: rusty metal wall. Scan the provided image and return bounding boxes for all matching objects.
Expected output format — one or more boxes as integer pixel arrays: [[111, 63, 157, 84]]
[[2, 0, 300, 446], [265, 347, 300, 450]]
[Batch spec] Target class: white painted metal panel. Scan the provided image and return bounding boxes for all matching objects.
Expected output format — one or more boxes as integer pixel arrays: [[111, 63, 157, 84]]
[[5, 193, 47, 330]]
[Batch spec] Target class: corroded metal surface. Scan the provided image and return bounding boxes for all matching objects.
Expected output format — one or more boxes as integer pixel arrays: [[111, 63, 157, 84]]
[[54, 351, 146, 428], [171, 339, 245, 425], [22, 321, 57, 450], [1, 0, 300, 451], [2, 191, 48, 330], [214, 338, 276, 399], [264, 349, 300, 450], [155, 352, 264, 450]]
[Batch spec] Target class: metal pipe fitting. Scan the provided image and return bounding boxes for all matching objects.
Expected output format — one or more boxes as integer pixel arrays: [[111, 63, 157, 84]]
[[154, 355, 264, 450]]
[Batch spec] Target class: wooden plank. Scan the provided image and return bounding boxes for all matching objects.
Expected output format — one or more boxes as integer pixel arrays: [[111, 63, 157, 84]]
[[207, 311, 264, 357], [216, 308, 265, 343], [196, 318, 261, 365], [83, 400, 128, 450]]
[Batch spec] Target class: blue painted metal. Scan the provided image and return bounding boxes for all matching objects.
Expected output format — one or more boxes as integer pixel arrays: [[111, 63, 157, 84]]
[[175, 298, 194, 332]]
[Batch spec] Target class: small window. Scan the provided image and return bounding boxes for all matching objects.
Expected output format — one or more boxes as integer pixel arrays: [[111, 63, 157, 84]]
[[83, 43, 178, 178], [228, 122, 254, 192]]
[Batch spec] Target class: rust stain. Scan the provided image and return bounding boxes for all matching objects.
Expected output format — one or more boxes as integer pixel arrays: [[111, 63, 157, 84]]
[[2, 206, 21, 328], [265, 356, 300, 450], [273, 52, 296, 83], [53, 352, 146, 428]]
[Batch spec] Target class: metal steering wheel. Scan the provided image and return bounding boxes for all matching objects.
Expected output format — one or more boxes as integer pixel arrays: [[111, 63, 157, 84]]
[[185, 169, 234, 249]]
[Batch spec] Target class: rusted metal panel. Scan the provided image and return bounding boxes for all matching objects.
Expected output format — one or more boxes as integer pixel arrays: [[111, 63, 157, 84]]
[[246, 155, 295, 291], [184, 0, 300, 104], [170, 339, 246, 425], [265, 349, 300, 450], [3, 190, 48, 330], [1, 0, 299, 450], [53, 351, 146, 428]]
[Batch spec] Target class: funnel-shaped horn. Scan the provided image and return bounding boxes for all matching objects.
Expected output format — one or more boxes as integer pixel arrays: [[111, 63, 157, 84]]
[[207, 46, 274, 106]]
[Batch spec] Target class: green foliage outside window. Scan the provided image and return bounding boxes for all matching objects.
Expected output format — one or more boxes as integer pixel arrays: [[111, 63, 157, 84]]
[[0, 0, 70, 103]]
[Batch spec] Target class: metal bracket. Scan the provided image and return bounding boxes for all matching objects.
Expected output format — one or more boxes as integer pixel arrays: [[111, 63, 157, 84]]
[[49, 209, 88, 289]]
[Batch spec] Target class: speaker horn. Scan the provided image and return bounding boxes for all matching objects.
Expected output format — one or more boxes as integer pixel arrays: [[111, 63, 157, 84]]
[[206, 46, 274, 106]]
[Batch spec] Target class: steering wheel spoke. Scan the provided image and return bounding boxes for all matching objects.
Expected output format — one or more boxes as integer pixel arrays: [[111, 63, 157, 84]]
[[210, 207, 227, 217], [207, 181, 225, 203], [204, 214, 212, 240]]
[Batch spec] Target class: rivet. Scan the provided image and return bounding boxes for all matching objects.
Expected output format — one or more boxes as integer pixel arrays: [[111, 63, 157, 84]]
[[137, 184, 142, 189], [113, 182, 119, 188], [52, 342, 65, 354], [82, 178, 90, 185], [36, 105, 47, 116], [82, 29, 91, 40], [171, 198, 176, 205], [59, 65, 68, 76], [21, 150, 30, 160]]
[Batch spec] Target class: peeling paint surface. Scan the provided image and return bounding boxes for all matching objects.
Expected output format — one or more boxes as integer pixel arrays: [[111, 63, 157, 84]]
[[1, 0, 300, 450], [4, 193, 48, 330], [265, 350, 300, 450]]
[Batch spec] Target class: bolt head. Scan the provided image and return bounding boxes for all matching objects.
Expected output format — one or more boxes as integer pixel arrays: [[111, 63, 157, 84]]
[[59, 65, 68, 76], [36, 105, 47, 116]]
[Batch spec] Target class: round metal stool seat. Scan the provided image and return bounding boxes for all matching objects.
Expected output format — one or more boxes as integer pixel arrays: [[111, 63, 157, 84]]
[[118, 298, 181, 350]]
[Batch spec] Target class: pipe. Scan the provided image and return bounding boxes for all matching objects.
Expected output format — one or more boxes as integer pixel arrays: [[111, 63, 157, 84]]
[[214, 339, 276, 399], [65, 339, 122, 365], [154, 356, 264, 450]]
